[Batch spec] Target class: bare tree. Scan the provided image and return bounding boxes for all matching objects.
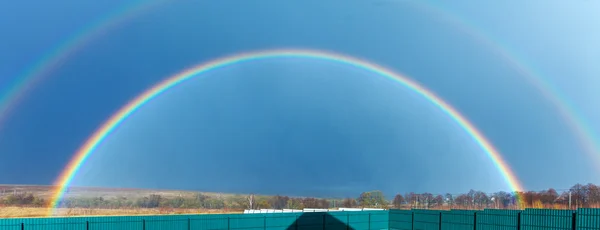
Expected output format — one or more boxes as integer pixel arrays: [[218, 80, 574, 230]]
[[433, 195, 444, 208], [269, 195, 289, 209], [445, 193, 454, 208], [247, 194, 255, 209], [342, 198, 357, 208], [473, 191, 488, 209], [455, 194, 471, 208], [421, 193, 434, 209], [405, 192, 418, 208], [586, 184, 600, 207], [571, 184, 586, 208], [392, 194, 405, 209]]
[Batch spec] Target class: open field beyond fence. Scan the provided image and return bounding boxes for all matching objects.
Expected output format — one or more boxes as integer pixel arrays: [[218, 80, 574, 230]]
[[0, 207, 238, 218]]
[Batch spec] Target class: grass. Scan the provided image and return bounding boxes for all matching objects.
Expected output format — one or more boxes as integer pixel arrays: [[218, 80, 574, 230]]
[[0, 207, 241, 218], [2, 204, 595, 218]]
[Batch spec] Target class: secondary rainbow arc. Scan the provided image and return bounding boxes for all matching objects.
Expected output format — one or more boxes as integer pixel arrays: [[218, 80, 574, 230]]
[[407, 1, 600, 170], [0, 0, 170, 130], [0, 1, 592, 209], [48, 49, 525, 216]]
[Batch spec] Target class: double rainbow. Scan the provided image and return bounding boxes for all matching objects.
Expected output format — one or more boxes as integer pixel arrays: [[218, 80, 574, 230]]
[[48, 49, 525, 215], [5, 0, 590, 215]]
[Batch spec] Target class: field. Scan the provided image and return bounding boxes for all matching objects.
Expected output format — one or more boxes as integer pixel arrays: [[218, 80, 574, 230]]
[[2, 184, 596, 218], [0, 185, 248, 218], [0, 184, 231, 200], [0, 207, 239, 218]]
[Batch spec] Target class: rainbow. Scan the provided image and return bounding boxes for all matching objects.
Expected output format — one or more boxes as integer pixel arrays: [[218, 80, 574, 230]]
[[0, 0, 170, 130], [406, 1, 600, 170], [0, 0, 596, 187], [48, 49, 525, 215], [1, 0, 597, 169]]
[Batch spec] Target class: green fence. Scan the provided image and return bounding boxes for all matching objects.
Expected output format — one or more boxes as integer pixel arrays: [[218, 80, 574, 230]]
[[3, 208, 600, 230], [577, 208, 600, 230], [388, 208, 600, 230], [413, 209, 443, 230], [476, 209, 520, 230], [441, 209, 474, 230], [521, 208, 574, 230], [0, 211, 388, 230], [389, 209, 412, 230]]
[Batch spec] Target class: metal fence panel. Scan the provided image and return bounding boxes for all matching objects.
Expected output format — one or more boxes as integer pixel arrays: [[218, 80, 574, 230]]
[[325, 212, 351, 230], [145, 217, 189, 230], [229, 214, 264, 230], [441, 210, 475, 230], [11, 209, 600, 230], [89, 216, 144, 230], [266, 213, 298, 230], [477, 209, 520, 230], [576, 208, 600, 230], [366, 211, 389, 230], [0, 211, 388, 230], [347, 211, 369, 230], [412, 209, 442, 230], [388, 209, 412, 230], [521, 208, 573, 230]]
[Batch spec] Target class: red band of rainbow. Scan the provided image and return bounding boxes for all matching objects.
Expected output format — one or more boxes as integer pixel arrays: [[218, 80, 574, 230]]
[[48, 49, 525, 215]]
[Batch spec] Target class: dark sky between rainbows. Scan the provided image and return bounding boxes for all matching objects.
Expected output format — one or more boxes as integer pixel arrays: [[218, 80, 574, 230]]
[[0, 0, 599, 198]]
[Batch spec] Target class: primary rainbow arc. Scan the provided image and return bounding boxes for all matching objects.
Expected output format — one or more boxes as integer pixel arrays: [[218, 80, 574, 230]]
[[408, 1, 600, 168], [48, 49, 525, 215], [0, 2, 591, 214], [1, 1, 597, 167]]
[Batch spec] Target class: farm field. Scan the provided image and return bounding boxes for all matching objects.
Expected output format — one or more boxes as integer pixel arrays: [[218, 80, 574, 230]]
[[3, 183, 600, 218], [0, 185, 247, 217], [0, 206, 238, 218]]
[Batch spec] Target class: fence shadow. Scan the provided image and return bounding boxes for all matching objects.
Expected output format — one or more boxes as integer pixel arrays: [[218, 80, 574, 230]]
[[286, 212, 354, 230]]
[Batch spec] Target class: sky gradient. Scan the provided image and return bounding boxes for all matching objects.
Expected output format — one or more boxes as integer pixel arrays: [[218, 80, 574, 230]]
[[0, 0, 599, 198]]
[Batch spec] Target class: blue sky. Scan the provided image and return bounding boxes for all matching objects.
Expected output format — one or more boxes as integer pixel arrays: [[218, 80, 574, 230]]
[[0, 0, 599, 198]]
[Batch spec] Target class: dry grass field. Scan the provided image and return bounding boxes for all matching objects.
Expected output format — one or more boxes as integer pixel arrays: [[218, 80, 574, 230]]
[[0, 206, 241, 218], [0, 184, 233, 200], [0, 185, 248, 218], [2, 185, 592, 218]]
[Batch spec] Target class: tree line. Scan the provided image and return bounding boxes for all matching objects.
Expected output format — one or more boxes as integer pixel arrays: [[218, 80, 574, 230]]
[[2, 183, 600, 210], [393, 183, 600, 209]]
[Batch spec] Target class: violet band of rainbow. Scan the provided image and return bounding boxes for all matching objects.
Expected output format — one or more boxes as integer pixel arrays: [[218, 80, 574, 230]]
[[48, 49, 525, 215]]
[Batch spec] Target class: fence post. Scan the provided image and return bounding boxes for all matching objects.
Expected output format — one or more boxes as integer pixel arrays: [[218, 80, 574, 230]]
[[86, 221, 89, 230], [411, 212, 415, 230], [263, 215, 266, 230], [572, 212, 577, 230], [439, 212, 442, 230], [323, 213, 326, 230], [517, 212, 521, 230], [346, 213, 349, 230], [142, 219, 146, 230], [368, 213, 371, 230], [21, 223, 24, 230], [473, 212, 477, 230], [227, 216, 230, 230], [295, 214, 299, 230], [188, 218, 191, 230]]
